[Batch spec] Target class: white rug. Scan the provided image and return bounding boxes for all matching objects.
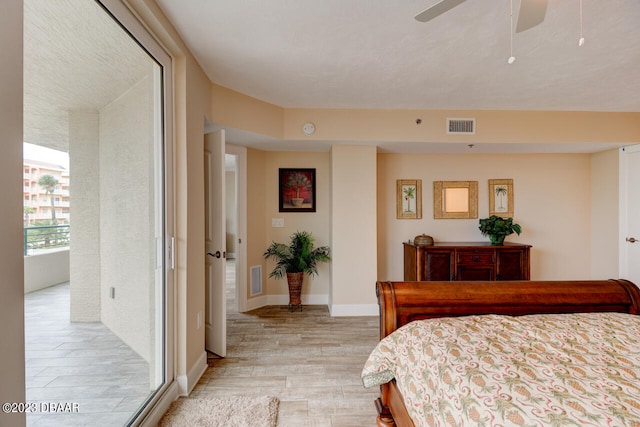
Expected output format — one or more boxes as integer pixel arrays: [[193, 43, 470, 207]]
[[158, 396, 279, 427]]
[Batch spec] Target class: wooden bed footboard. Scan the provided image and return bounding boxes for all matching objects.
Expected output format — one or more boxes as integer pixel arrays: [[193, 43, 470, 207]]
[[373, 279, 640, 426]]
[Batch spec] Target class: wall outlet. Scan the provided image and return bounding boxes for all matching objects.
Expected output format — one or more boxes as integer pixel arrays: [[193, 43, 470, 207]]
[[109, 287, 115, 299], [197, 311, 203, 329], [271, 218, 284, 227]]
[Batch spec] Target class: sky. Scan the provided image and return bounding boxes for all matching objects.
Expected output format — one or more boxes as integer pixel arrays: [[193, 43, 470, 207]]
[[23, 142, 69, 169]]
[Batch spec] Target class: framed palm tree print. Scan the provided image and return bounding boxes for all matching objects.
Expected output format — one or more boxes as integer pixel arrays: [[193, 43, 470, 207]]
[[396, 179, 422, 219], [279, 168, 316, 212], [489, 179, 514, 218]]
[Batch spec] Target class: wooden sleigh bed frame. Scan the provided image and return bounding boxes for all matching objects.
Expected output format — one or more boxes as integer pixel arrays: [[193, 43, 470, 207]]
[[373, 279, 640, 427]]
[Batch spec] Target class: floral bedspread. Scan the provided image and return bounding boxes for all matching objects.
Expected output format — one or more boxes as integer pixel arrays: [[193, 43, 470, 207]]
[[362, 312, 640, 426]]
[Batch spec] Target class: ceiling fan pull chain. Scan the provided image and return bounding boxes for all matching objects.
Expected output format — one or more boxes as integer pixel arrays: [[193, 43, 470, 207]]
[[578, 0, 585, 46], [508, 0, 516, 64]]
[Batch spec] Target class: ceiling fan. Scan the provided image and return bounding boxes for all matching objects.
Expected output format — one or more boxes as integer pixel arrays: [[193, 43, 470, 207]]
[[415, 0, 548, 33]]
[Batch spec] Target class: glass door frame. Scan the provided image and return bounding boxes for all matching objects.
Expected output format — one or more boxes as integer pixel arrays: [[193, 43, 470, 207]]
[[96, 1, 175, 424]]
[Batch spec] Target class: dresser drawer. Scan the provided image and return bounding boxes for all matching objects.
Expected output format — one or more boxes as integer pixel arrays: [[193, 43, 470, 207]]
[[457, 249, 495, 264], [404, 243, 530, 282]]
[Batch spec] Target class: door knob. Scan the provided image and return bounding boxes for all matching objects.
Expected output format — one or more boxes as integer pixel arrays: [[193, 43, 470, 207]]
[[626, 237, 638, 243], [207, 251, 222, 258]]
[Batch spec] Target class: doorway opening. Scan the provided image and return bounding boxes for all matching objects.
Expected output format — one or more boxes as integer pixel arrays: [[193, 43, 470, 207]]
[[225, 153, 239, 313], [225, 144, 248, 314]]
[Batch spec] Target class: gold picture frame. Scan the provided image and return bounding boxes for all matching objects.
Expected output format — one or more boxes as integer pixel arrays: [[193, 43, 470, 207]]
[[489, 179, 514, 218], [433, 181, 478, 219], [396, 179, 422, 219]]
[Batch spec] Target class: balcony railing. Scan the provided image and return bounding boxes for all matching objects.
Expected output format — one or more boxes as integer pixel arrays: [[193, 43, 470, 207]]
[[24, 225, 70, 256]]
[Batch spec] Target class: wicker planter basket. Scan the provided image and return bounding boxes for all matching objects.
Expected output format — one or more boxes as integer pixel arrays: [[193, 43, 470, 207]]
[[286, 272, 304, 309]]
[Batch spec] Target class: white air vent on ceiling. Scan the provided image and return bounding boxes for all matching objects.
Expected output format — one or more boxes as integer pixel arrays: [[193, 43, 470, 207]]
[[447, 118, 476, 135]]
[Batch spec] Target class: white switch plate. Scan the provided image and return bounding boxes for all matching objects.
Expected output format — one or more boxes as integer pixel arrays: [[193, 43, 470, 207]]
[[197, 311, 203, 329], [272, 218, 284, 227]]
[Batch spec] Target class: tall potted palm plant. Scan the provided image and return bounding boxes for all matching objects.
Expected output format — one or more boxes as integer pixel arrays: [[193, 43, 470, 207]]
[[264, 231, 331, 310]]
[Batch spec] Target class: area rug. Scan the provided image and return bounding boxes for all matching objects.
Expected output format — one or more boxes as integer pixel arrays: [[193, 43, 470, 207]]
[[158, 395, 279, 427]]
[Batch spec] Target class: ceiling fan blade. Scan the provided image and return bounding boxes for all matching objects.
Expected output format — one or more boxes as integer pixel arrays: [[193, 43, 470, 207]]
[[415, 0, 467, 23], [515, 0, 548, 33]]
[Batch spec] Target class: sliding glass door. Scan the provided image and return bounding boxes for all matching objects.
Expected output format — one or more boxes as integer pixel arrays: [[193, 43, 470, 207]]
[[23, 0, 173, 425]]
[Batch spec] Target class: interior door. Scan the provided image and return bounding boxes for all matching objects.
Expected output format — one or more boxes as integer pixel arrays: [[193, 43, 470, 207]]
[[620, 145, 640, 285], [204, 130, 226, 356]]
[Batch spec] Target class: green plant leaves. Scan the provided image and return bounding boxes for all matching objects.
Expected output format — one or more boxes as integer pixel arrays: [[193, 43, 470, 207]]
[[263, 231, 331, 279], [478, 215, 521, 237]]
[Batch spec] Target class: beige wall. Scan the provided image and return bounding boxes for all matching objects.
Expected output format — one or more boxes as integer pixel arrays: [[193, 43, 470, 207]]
[[0, 1, 26, 426], [212, 84, 284, 139], [210, 83, 640, 146], [218, 83, 634, 311], [178, 53, 211, 389], [246, 149, 619, 290], [286, 109, 640, 145], [245, 146, 379, 313], [590, 148, 620, 279], [259, 151, 332, 302], [377, 153, 600, 281], [330, 145, 378, 314], [246, 148, 267, 305]]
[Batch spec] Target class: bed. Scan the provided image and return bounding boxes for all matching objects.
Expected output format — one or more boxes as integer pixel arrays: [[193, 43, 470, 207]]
[[362, 279, 640, 427]]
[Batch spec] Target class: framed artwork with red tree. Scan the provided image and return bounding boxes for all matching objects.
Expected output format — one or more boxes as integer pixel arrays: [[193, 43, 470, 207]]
[[279, 168, 316, 212]]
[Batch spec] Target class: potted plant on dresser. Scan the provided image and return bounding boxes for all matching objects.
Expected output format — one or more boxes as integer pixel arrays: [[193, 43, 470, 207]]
[[264, 230, 331, 310], [478, 215, 522, 245]]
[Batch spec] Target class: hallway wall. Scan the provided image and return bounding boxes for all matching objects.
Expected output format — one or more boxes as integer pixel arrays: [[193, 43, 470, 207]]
[[0, 1, 26, 426]]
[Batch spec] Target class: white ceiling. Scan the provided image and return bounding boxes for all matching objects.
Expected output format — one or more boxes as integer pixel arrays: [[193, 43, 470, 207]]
[[157, 0, 640, 112], [23, 0, 640, 155]]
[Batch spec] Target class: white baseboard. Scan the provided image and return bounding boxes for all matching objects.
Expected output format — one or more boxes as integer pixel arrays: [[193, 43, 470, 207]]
[[176, 350, 207, 396], [266, 294, 329, 306], [246, 294, 268, 311], [243, 294, 378, 317], [329, 303, 379, 317]]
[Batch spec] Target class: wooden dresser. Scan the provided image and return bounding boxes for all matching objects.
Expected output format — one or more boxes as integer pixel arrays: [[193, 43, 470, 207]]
[[403, 242, 531, 281]]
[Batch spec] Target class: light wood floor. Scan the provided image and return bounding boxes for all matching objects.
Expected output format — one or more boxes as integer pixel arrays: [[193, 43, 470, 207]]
[[25, 262, 381, 426], [191, 261, 381, 426]]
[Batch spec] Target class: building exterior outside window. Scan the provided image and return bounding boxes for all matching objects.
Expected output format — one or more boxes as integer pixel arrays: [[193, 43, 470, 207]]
[[23, 158, 70, 226]]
